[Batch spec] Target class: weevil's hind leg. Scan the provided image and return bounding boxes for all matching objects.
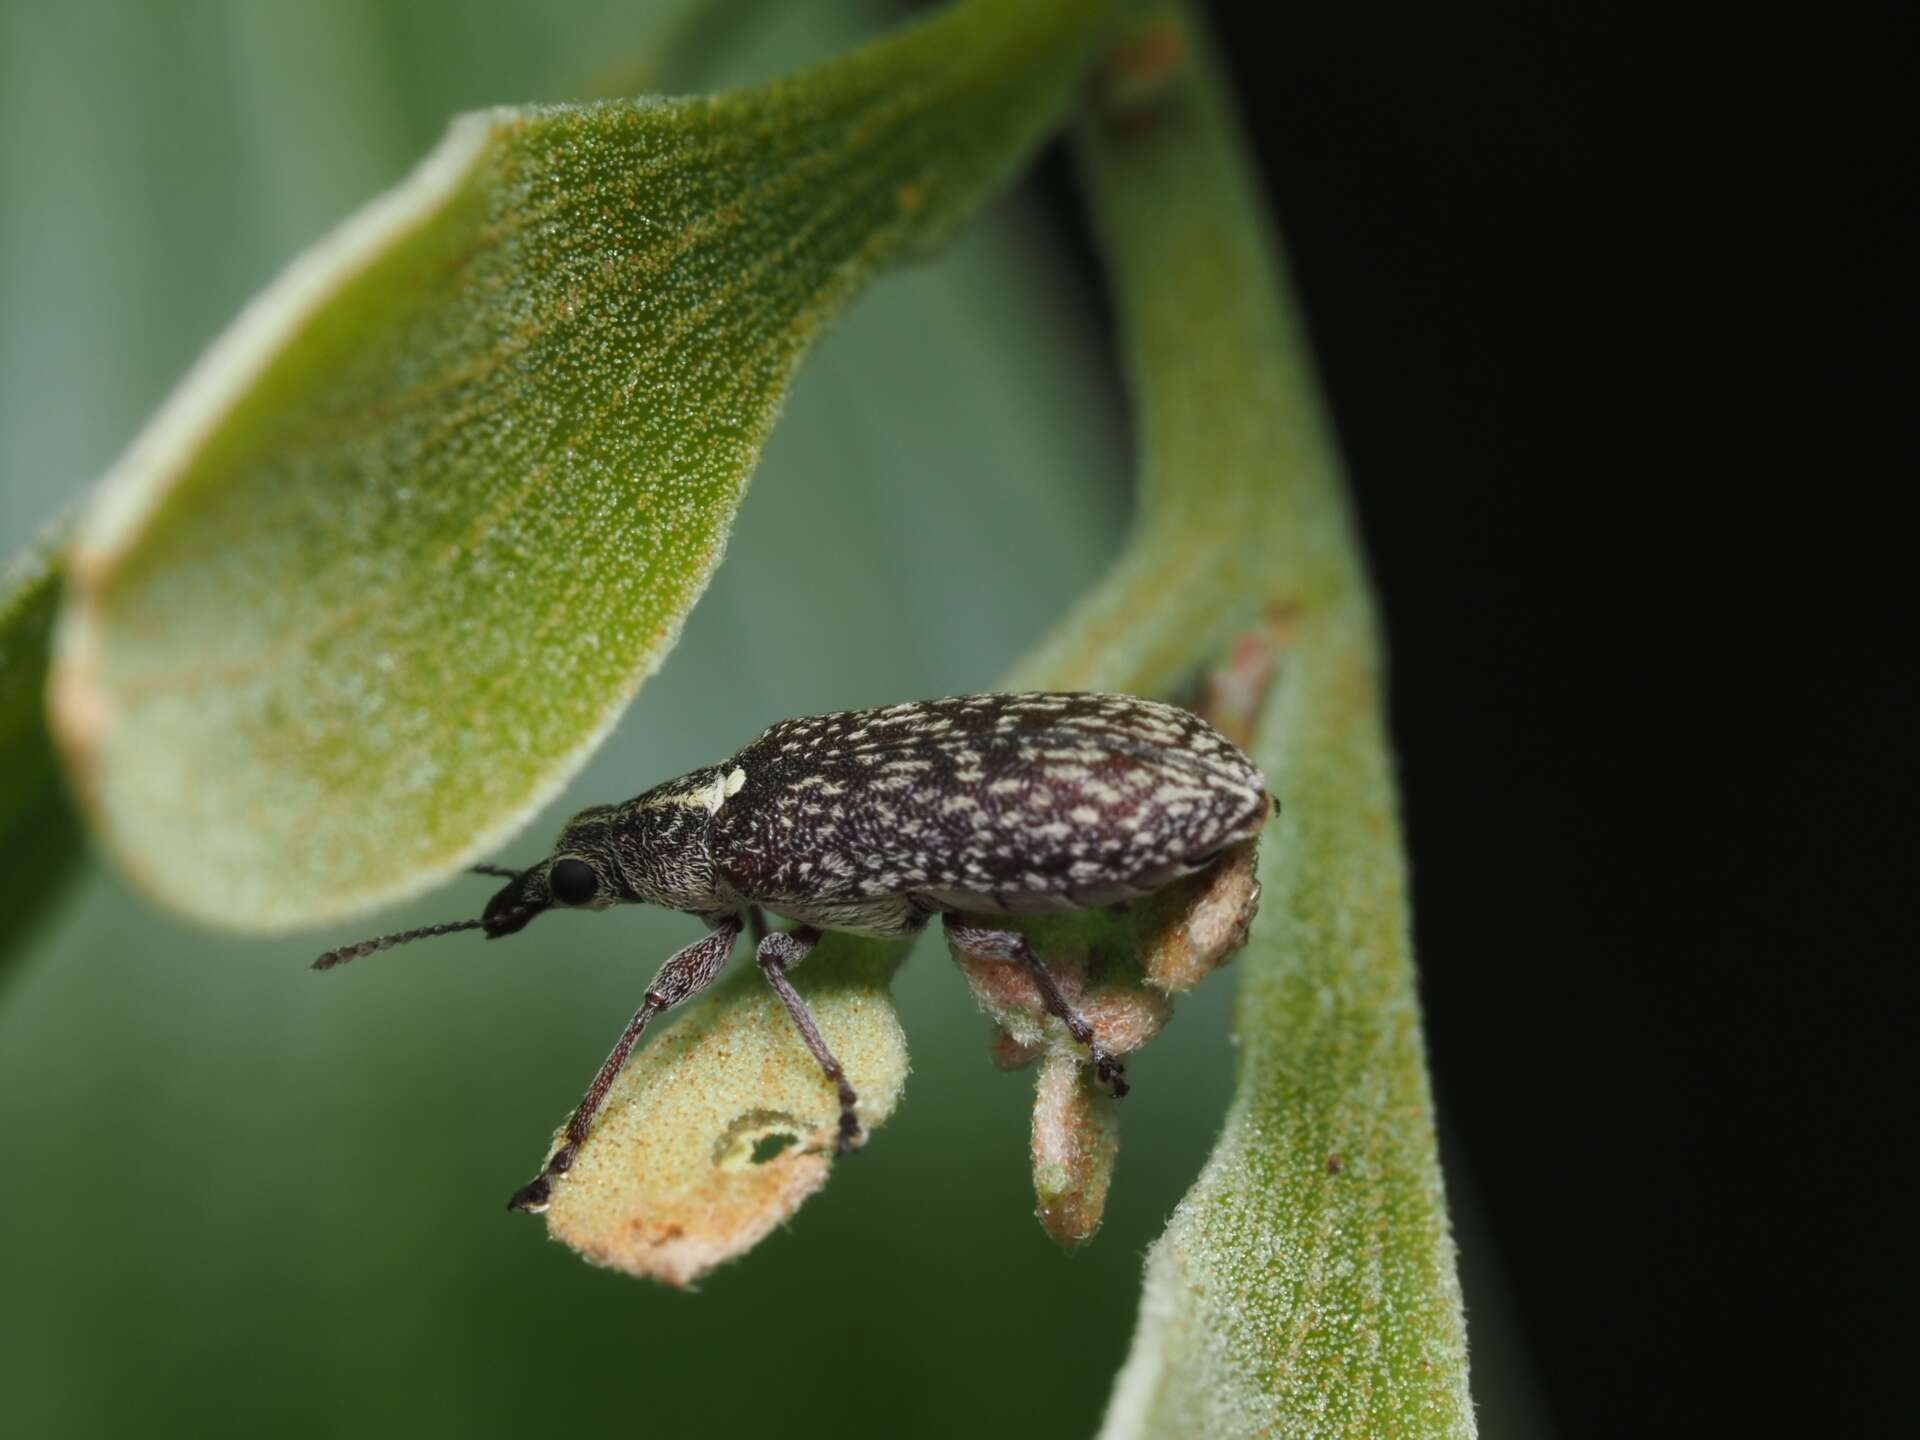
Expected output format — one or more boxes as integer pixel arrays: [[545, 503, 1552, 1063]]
[[943, 917, 1130, 1098], [507, 917, 743, 1214], [755, 926, 862, 1153]]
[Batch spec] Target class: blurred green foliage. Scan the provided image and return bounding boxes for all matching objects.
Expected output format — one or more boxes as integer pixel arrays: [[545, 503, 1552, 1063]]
[[0, 4, 1542, 1436], [0, 539, 79, 965], [0, 4, 1196, 1435]]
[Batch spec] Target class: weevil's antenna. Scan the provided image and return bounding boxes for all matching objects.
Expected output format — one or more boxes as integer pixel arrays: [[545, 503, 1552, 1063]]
[[470, 864, 520, 879], [312, 918, 486, 971]]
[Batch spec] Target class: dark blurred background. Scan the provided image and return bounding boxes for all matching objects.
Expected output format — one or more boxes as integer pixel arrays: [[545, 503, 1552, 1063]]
[[1206, 3, 1909, 1433], [1, 1, 1901, 1436]]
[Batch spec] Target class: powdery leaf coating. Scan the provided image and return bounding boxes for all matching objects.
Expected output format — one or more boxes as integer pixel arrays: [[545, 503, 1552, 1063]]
[[49, 0, 1122, 932], [1133, 835, 1260, 994], [948, 832, 1260, 1063], [542, 937, 907, 1287], [951, 915, 1170, 1060], [947, 827, 1261, 1242], [1030, 1050, 1119, 1246]]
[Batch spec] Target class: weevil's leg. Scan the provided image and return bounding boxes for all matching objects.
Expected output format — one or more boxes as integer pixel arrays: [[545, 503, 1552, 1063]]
[[507, 917, 742, 1213], [943, 917, 1130, 1098], [755, 926, 862, 1153]]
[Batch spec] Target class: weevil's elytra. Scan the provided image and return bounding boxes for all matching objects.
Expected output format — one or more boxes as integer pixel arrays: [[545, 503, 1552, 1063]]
[[313, 693, 1273, 1214], [715, 692, 1269, 934]]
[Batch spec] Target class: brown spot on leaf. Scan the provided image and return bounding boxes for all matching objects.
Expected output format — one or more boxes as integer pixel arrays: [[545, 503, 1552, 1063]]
[[1203, 610, 1297, 748], [1095, 17, 1191, 133]]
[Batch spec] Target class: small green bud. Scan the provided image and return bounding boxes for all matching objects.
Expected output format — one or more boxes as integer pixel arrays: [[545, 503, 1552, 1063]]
[[1031, 1051, 1120, 1246]]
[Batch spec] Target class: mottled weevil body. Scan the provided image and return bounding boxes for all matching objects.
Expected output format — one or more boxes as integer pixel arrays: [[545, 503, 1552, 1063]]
[[316, 692, 1273, 1212]]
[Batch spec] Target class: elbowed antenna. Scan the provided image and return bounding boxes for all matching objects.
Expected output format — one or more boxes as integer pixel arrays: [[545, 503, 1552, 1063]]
[[313, 918, 486, 970], [311, 865, 526, 970]]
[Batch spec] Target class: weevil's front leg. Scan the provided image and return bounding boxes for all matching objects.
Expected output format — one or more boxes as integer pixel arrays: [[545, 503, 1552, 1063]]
[[507, 916, 742, 1213], [944, 917, 1130, 1098], [755, 926, 862, 1153]]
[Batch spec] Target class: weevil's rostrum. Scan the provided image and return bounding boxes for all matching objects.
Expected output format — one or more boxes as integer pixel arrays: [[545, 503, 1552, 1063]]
[[315, 692, 1273, 1221]]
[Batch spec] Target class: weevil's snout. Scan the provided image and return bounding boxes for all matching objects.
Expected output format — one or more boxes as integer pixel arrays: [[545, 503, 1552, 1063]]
[[482, 872, 549, 938]]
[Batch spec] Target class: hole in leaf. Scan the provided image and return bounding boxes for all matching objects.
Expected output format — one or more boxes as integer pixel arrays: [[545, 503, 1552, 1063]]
[[713, 1107, 810, 1170], [749, 1133, 798, 1165]]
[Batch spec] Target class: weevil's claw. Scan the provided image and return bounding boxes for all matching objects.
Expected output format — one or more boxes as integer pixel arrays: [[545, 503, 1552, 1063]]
[[509, 1140, 577, 1210], [507, 1175, 552, 1213], [1092, 1050, 1130, 1099], [835, 1112, 863, 1154]]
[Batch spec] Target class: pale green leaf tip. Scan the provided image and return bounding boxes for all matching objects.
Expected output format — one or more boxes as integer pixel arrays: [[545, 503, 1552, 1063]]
[[49, 114, 507, 931], [542, 939, 908, 1287]]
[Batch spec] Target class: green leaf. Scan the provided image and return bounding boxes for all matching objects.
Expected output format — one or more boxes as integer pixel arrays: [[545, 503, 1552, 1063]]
[[1004, 12, 1477, 1434], [544, 935, 910, 1286], [0, 529, 83, 969], [49, 0, 1124, 933]]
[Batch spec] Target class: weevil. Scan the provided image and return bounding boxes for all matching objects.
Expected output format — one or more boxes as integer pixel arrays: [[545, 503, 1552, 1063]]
[[314, 692, 1274, 1213]]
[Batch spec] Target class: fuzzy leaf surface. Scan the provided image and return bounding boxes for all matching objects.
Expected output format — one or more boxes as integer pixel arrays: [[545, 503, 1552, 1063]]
[[1005, 13, 1476, 1435], [544, 936, 909, 1286], [51, 0, 1119, 931]]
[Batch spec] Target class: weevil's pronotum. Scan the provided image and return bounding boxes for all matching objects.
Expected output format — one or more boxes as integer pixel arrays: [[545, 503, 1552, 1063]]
[[315, 692, 1274, 1213]]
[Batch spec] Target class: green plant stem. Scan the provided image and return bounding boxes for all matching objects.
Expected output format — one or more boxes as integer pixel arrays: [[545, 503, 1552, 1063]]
[[1009, 12, 1475, 1435], [0, 530, 81, 974]]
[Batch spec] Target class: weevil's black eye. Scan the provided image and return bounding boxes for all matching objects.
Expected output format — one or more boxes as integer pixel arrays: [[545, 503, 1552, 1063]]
[[549, 858, 599, 906]]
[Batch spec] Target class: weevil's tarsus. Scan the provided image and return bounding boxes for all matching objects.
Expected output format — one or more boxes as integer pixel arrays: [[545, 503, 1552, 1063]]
[[508, 915, 744, 1213], [944, 916, 1129, 1098], [755, 926, 862, 1152]]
